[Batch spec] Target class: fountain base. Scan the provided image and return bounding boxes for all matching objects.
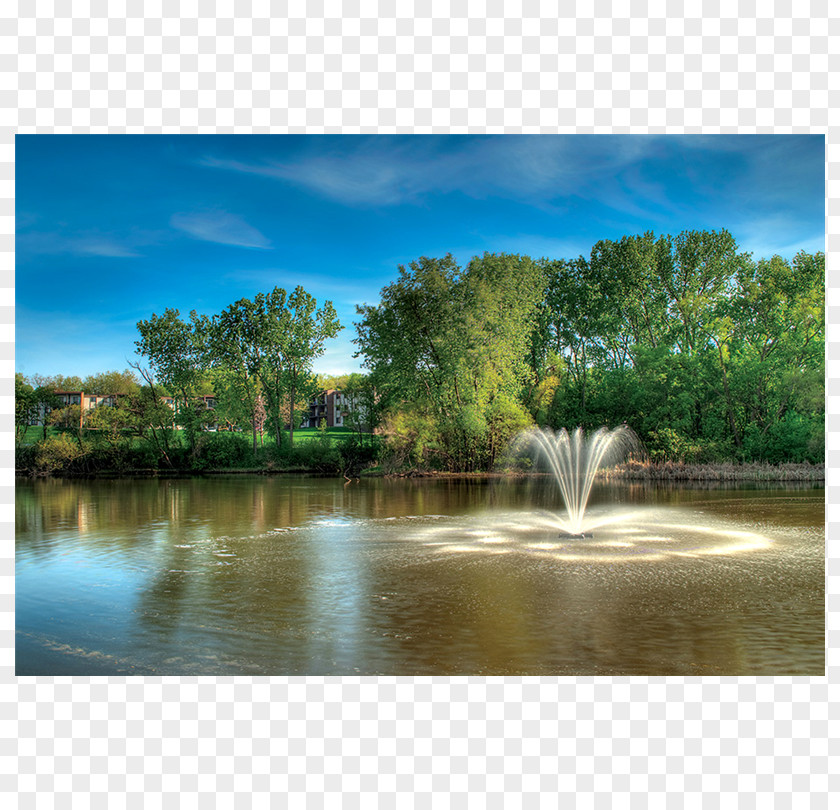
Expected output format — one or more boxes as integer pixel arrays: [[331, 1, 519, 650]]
[[559, 531, 593, 539]]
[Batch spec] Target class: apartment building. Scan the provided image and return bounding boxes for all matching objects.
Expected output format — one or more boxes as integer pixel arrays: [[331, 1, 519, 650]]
[[300, 389, 366, 429], [31, 391, 216, 429], [31, 391, 122, 427]]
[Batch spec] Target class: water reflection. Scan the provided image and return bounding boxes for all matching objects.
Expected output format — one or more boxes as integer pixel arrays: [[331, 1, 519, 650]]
[[15, 476, 824, 676]]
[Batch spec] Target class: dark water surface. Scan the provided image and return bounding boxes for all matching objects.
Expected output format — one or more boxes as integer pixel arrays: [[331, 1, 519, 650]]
[[16, 475, 824, 675]]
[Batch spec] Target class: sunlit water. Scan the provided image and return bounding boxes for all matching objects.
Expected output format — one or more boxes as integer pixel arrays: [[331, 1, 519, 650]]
[[15, 476, 824, 675]]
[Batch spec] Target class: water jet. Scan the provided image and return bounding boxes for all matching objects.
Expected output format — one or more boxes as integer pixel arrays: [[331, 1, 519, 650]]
[[514, 425, 638, 536]]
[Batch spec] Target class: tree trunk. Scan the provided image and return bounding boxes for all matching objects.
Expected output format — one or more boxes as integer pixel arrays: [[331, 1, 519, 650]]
[[716, 343, 741, 448], [288, 378, 296, 447]]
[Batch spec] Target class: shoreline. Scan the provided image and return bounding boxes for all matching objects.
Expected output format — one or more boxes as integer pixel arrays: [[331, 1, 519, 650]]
[[385, 461, 824, 482], [15, 460, 825, 482]]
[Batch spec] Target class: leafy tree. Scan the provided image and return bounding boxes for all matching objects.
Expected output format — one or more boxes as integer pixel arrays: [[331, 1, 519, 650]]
[[81, 369, 141, 395], [270, 287, 342, 447], [355, 253, 544, 470], [253, 394, 267, 447], [15, 374, 35, 442], [246, 287, 341, 447], [135, 308, 208, 448], [341, 373, 379, 441], [203, 299, 265, 452], [15, 379, 64, 442], [29, 373, 85, 392]]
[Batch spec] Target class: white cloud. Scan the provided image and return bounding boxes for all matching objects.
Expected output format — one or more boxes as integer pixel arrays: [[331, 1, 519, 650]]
[[198, 137, 659, 210], [16, 231, 143, 258], [170, 211, 272, 249]]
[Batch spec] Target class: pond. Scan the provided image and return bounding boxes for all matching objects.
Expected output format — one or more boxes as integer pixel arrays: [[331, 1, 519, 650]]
[[15, 475, 824, 676]]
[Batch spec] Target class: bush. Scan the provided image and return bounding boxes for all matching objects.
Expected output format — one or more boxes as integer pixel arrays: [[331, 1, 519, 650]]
[[742, 412, 824, 464], [192, 432, 253, 469], [338, 435, 382, 475], [15, 443, 37, 475], [646, 427, 705, 463], [288, 438, 342, 473], [33, 434, 84, 475]]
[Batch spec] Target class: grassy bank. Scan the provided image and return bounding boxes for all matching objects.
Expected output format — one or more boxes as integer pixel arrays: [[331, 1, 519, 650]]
[[382, 461, 824, 482], [603, 460, 824, 482], [15, 426, 381, 478], [15, 426, 824, 482]]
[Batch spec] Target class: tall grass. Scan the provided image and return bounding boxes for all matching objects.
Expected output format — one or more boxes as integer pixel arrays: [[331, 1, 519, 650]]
[[604, 459, 824, 482]]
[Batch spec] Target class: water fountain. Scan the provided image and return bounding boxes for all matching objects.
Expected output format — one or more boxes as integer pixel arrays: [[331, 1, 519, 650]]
[[513, 425, 638, 538], [409, 424, 776, 566]]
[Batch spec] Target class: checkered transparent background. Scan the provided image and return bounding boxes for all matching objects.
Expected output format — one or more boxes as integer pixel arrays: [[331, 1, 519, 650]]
[[2, 0, 836, 806]]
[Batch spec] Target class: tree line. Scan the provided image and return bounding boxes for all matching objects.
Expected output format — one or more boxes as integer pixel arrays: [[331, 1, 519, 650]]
[[16, 228, 824, 475], [15, 286, 358, 474], [353, 229, 824, 470]]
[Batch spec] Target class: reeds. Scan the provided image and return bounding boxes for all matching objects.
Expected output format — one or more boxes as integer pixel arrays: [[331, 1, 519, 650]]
[[602, 459, 824, 482]]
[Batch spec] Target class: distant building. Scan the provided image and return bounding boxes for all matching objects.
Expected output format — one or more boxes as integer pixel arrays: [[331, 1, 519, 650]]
[[30, 390, 215, 430], [157, 393, 218, 429], [31, 391, 123, 427], [301, 389, 367, 429]]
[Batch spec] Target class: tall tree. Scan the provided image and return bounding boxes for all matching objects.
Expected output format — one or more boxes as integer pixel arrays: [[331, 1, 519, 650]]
[[273, 287, 342, 447], [81, 369, 141, 395], [204, 299, 264, 453], [355, 253, 543, 469], [202, 287, 342, 449], [15, 374, 35, 442], [135, 308, 208, 448]]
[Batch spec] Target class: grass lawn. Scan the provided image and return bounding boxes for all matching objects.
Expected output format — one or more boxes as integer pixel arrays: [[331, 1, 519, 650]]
[[289, 426, 362, 446], [18, 424, 370, 448]]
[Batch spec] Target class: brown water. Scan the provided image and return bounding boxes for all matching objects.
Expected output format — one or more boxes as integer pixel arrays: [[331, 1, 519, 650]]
[[15, 476, 824, 675]]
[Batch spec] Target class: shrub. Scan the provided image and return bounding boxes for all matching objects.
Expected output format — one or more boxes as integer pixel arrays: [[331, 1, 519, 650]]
[[742, 412, 824, 464], [15, 443, 37, 475], [646, 427, 704, 463], [289, 439, 342, 473], [338, 435, 382, 475], [193, 432, 253, 469], [33, 434, 84, 475]]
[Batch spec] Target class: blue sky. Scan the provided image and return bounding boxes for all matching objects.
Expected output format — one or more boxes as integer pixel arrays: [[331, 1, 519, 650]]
[[15, 134, 825, 379]]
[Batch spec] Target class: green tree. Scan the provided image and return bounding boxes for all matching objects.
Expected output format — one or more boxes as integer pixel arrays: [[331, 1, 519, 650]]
[[706, 250, 825, 458], [204, 287, 342, 449], [355, 253, 543, 470], [272, 287, 342, 447], [135, 308, 208, 448], [203, 299, 265, 453], [15, 374, 35, 442], [81, 369, 141, 395]]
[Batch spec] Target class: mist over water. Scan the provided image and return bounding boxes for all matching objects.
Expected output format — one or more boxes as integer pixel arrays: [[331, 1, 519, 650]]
[[16, 475, 824, 676]]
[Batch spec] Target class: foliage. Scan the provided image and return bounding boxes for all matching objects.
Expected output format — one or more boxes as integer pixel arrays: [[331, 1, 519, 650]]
[[135, 308, 209, 448], [356, 237, 822, 470], [193, 432, 254, 469], [15, 374, 35, 442], [17, 233, 823, 476], [33, 434, 84, 475], [201, 287, 342, 450], [355, 252, 546, 470], [82, 369, 141, 395]]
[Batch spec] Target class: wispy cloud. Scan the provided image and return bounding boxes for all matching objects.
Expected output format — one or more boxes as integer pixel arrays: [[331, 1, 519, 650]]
[[198, 136, 825, 246], [170, 210, 272, 249], [198, 137, 659, 210], [15, 229, 147, 258]]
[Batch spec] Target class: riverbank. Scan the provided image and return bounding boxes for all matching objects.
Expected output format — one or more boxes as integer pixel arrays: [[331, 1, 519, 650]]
[[381, 460, 825, 482], [14, 458, 824, 482], [606, 460, 824, 481]]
